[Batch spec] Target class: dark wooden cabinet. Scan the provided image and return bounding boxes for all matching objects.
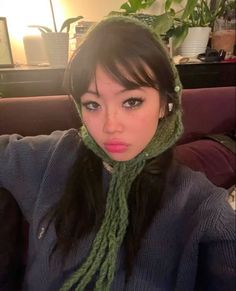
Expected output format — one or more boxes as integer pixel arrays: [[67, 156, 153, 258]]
[[0, 66, 66, 97], [176, 62, 236, 89], [0, 62, 235, 97]]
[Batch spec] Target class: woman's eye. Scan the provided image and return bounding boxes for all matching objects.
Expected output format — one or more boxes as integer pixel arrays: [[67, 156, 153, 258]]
[[123, 98, 144, 109], [82, 101, 100, 111]]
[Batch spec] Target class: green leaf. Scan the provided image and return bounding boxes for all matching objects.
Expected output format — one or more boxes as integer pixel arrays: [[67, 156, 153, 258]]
[[120, 3, 134, 13], [28, 25, 52, 33], [60, 16, 83, 33], [120, 0, 155, 13], [165, 0, 174, 12], [108, 11, 126, 16], [153, 12, 174, 35], [171, 24, 188, 48], [202, 0, 212, 25], [129, 0, 139, 10], [174, 0, 184, 3], [141, 0, 156, 9], [181, 0, 198, 20], [169, 8, 176, 16]]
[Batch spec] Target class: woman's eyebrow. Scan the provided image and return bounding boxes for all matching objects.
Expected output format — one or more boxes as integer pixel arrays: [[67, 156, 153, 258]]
[[84, 87, 145, 97], [119, 87, 144, 93]]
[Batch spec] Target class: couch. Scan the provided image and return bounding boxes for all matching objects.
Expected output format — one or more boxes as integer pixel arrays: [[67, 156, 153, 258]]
[[0, 86, 235, 289], [0, 86, 235, 188]]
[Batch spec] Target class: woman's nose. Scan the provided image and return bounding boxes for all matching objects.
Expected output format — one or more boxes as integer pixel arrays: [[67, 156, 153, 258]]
[[103, 111, 123, 133]]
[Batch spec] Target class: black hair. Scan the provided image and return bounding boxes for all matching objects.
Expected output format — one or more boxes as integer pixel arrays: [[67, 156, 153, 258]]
[[65, 17, 179, 110], [52, 17, 177, 280]]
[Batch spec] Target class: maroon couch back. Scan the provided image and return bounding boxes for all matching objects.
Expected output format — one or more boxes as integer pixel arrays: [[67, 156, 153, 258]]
[[179, 86, 236, 144], [0, 95, 81, 136], [0, 87, 235, 140]]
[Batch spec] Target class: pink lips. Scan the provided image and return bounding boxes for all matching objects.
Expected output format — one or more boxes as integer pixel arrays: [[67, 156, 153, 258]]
[[104, 141, 129, 153]]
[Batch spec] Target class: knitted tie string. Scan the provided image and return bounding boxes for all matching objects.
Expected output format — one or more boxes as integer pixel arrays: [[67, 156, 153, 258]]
[[60, 161, 145, 291], [60, 111, 183, 290]]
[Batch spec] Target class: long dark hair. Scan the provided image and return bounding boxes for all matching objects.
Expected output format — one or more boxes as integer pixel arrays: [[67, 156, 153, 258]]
[[52, 18, 178, 278]]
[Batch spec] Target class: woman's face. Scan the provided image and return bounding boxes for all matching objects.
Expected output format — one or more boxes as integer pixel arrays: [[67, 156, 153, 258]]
[[80, 65, 164, 161]]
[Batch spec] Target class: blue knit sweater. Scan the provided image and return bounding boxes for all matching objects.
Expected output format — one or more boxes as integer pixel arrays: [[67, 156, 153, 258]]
[[0, 129, 235, 291]]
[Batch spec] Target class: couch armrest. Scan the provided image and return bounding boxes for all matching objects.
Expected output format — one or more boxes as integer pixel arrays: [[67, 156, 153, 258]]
[[175, 139, 236, 188]]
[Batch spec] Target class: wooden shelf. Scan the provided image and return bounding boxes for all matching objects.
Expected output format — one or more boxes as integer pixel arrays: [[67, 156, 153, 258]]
[[0, 66, 66, 97], [0, 62, 235, 97], [176, 61, 236, 89]]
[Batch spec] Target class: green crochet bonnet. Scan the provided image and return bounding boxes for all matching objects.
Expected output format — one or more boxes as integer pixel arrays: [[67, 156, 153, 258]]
[[60, 15, 183, 291]]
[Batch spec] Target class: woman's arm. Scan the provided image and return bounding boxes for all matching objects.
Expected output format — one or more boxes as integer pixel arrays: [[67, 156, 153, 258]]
[[0, 131, 64, 220], [0, 188, 23, 290], [196, 203, 236, 291]]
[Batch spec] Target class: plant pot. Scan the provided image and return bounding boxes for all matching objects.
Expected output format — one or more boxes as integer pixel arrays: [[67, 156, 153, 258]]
[[23, 35, 48, 65], [42, 32, 69, 67], [211, 30, 236, 53], [177, 27, 211, 57]]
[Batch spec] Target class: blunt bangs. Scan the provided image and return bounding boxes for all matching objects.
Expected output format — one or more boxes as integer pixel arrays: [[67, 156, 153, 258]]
[[66, 18, 177, 105]]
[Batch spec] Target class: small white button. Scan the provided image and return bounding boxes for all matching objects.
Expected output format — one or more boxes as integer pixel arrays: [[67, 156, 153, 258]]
[[174, 85, 180, 92]]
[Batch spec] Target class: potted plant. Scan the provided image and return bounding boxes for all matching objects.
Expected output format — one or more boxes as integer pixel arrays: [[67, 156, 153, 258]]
[[210, 0, 236, 54], [29, 16, 83, 34], [165, 0, 236, 56], [29, 16, 83, 67], [109, 0, 158, 26], [110, 0, 235, 56]]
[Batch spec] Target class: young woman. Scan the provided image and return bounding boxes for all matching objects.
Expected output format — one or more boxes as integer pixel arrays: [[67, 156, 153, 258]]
[[0, 16, 235, 291]]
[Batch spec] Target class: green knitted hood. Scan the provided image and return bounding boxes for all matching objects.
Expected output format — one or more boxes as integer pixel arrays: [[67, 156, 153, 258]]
[[60, 15, 183, 291]]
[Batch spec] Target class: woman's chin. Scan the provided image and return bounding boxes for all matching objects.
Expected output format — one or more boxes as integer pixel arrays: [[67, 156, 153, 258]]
[[106, 152, 137, 162]]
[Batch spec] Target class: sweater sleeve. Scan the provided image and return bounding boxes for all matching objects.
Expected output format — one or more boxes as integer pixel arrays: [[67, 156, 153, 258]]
[[0, 131, 65, 221], [196, 201, 236, 291], [171, 166, 236, 291]]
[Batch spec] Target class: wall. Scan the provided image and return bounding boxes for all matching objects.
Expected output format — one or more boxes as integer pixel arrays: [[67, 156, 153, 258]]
[[0, 0, 163, 64]]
